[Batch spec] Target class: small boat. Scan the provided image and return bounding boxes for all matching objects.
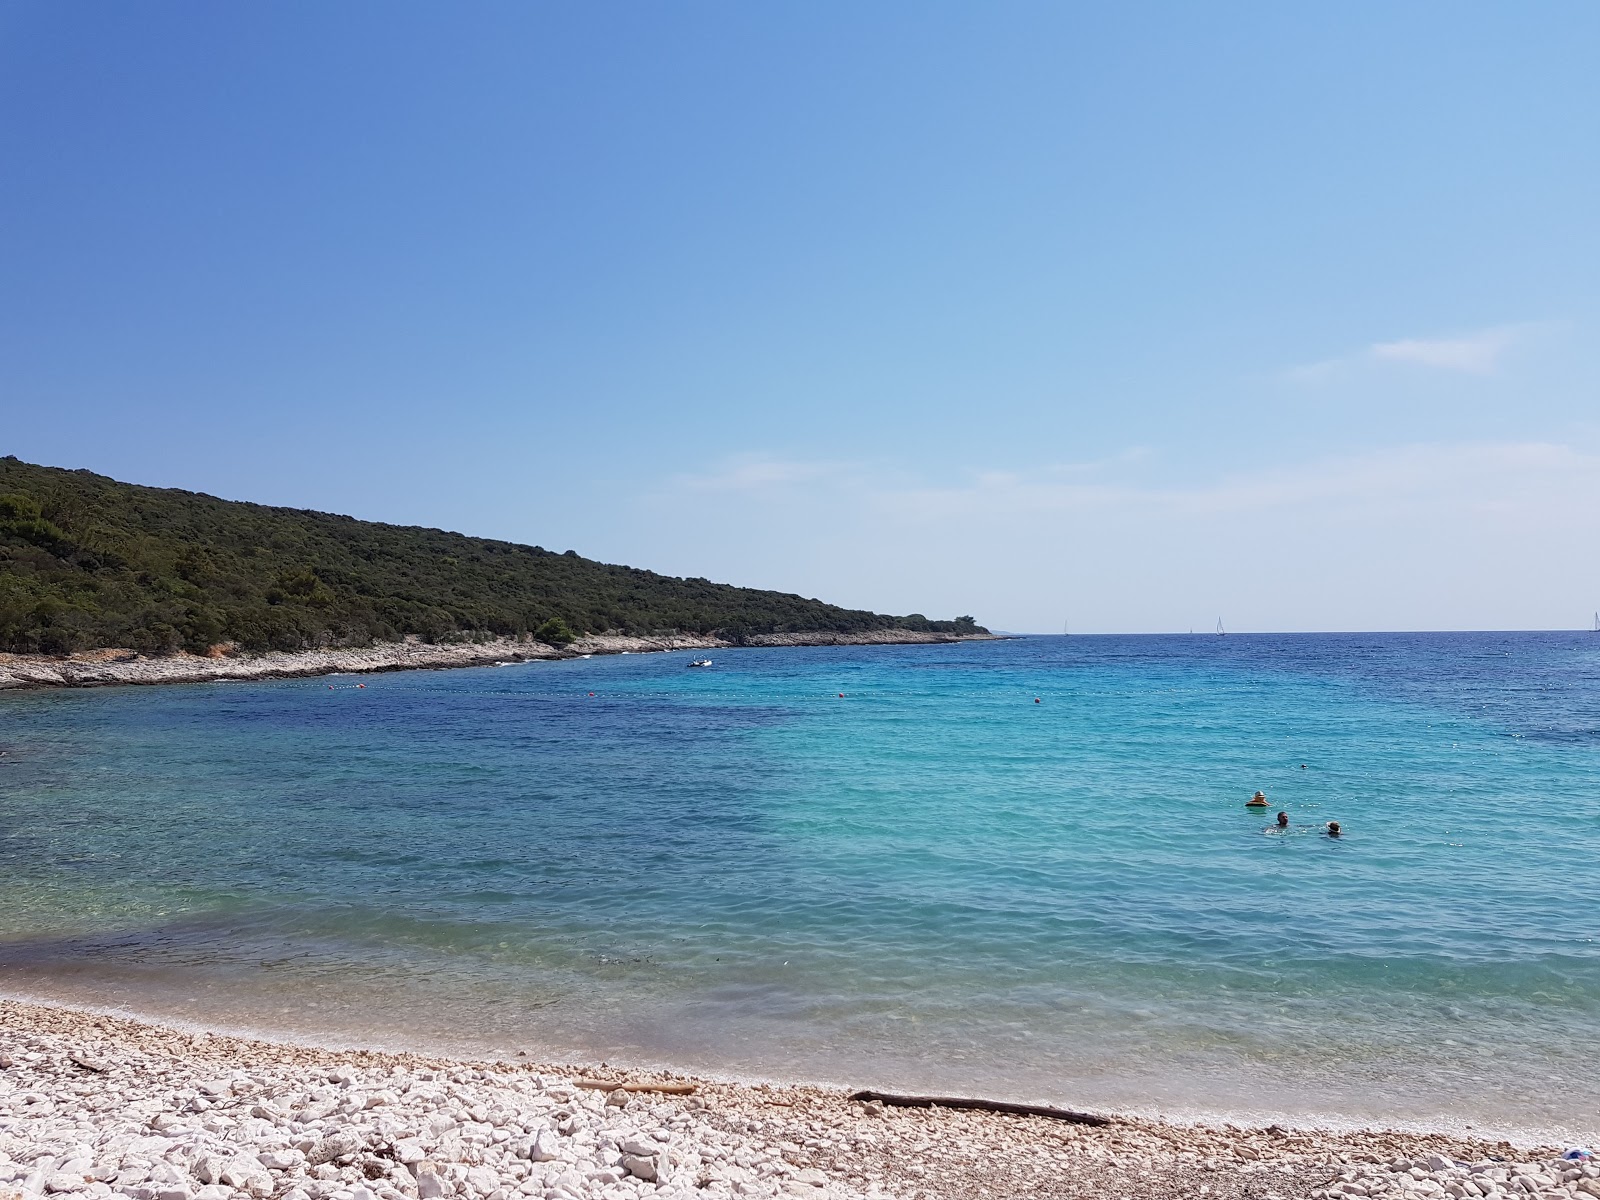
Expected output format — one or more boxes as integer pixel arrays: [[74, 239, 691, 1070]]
[[1216, 618, 1225, 636], [1592, 611, 1599, 633], [687, 658, 714, 668]]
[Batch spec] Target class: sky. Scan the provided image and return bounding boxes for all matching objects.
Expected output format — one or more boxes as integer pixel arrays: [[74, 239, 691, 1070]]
[[2, 2, 1597, 633]]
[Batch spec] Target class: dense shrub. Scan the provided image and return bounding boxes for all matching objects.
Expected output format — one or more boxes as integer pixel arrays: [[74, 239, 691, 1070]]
[[534, 616, 577, 646]]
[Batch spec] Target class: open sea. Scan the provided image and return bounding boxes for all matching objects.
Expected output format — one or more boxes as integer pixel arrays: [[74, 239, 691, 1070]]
[[1, 633, 1597, 1140]]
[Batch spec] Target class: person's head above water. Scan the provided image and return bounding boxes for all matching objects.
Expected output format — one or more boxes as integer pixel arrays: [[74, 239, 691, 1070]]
[[1276, 812, 1289, 827], [1247, 790, 1268, 806], [1327, 821, 1342, 836]]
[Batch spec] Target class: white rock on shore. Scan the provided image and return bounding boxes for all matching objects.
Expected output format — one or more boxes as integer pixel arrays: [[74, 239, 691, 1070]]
[[0, 632, 996, 691], [0, 1030, 828, 1200], [1313, 1154, 1600, 1200], [0, 1001, 1585, 1200]]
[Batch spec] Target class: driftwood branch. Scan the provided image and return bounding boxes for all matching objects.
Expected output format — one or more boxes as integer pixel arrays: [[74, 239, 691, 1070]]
[[575, 1080, 697, 1096], [848, 1090, 1110, 1126]]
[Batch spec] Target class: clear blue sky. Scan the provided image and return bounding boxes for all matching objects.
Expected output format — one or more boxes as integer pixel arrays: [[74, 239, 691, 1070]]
[[3, 2, 1597, 632]]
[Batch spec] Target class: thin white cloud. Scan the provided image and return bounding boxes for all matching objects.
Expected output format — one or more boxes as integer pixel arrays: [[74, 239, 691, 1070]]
[[875, 440, 1596, 523], [1282, 357, 1342, 385], [672, 454, 847, 492], [1041, 446, 1156, 477], [673, 446, 1155, 500], [1370, 327, 1517, 374], [1286, 322, 1541, 382], [668, 440, 1596, 529]]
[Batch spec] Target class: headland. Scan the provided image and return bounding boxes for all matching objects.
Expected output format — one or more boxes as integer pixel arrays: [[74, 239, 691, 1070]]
[[0, 457, 989, 678]]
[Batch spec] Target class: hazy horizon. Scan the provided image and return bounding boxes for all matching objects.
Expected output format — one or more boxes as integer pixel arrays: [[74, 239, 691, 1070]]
[[3, 4, 1597, 634]]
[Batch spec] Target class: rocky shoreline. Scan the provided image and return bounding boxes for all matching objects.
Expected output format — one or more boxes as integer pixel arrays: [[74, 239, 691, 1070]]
[[0, 632, 997, 692], [0, 1001, 1590, 1200]]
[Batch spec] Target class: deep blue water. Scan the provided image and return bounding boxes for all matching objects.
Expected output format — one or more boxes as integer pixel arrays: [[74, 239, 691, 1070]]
[[1, 633, 1598, 1136]]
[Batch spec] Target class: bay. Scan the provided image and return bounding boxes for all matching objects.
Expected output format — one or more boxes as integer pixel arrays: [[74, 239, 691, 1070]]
[[2, 632, 1597, 1137]]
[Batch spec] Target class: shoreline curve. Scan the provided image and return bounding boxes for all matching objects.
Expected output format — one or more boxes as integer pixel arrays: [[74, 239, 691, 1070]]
[[0, 631, 1002, 692]]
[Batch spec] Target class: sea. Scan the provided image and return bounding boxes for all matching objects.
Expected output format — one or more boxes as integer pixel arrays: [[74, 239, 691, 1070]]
[[1, 633, 1597, 1141]]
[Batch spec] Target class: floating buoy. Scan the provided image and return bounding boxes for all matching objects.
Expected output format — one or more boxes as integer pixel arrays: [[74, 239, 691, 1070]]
[[587, 692, 595, 697], [1034, 697, 1041, 704], [838, 693, 845, 698]]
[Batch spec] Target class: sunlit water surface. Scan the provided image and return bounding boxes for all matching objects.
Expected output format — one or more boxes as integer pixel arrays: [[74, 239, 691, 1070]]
[[2, 633, 1597, 1138]]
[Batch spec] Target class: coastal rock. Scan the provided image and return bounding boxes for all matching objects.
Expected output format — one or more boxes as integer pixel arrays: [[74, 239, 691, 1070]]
[[0, 632, 997, 692], [525, 1133, 561, 1165], [463, 1167, 499, 1194], [616, 1156, 657, 1183], [189, 1156, 223, 1187]]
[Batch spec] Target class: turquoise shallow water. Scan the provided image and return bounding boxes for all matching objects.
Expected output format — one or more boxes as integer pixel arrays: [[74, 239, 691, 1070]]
[[2, 633, 1598, 1136]]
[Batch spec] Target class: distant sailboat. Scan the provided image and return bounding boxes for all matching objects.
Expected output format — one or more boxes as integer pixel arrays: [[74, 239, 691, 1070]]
[[1216, 618, 1225, 636], [1063, 617, 1070, 636], [1592, 611, 1599, 633]]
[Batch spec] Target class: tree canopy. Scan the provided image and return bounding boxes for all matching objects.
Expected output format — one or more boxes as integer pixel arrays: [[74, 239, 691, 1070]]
[[0, 457, 984, 655]]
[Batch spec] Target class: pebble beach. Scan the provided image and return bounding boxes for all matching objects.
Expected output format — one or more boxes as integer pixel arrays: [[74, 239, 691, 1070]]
[[0, 1002, 1590, 1200]]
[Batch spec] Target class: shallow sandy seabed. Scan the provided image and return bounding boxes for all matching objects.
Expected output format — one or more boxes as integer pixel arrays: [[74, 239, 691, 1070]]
[[0, 1001, 1588, 1200], [0, 633, 998, 691]]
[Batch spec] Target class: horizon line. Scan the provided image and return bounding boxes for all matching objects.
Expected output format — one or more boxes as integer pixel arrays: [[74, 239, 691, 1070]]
[[999, 627, 1599, 637]]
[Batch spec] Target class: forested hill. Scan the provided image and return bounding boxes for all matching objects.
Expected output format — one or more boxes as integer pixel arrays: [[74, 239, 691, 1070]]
[[0, 457, 984, 656]]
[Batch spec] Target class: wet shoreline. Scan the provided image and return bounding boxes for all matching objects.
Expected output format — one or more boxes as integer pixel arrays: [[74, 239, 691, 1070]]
[[0, 632, 998, 691]]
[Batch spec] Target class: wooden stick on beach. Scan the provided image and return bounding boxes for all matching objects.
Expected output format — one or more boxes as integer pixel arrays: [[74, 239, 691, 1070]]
[[574, 1079, 697, 1095], [848, 1090, 1111, 1126]]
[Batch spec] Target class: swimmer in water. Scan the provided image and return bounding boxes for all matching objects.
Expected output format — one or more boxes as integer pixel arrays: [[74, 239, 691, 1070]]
[[1326, 821, 1341, 837], [1246, 790, 1269, 807], [1276, 811, 1289, 828]]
